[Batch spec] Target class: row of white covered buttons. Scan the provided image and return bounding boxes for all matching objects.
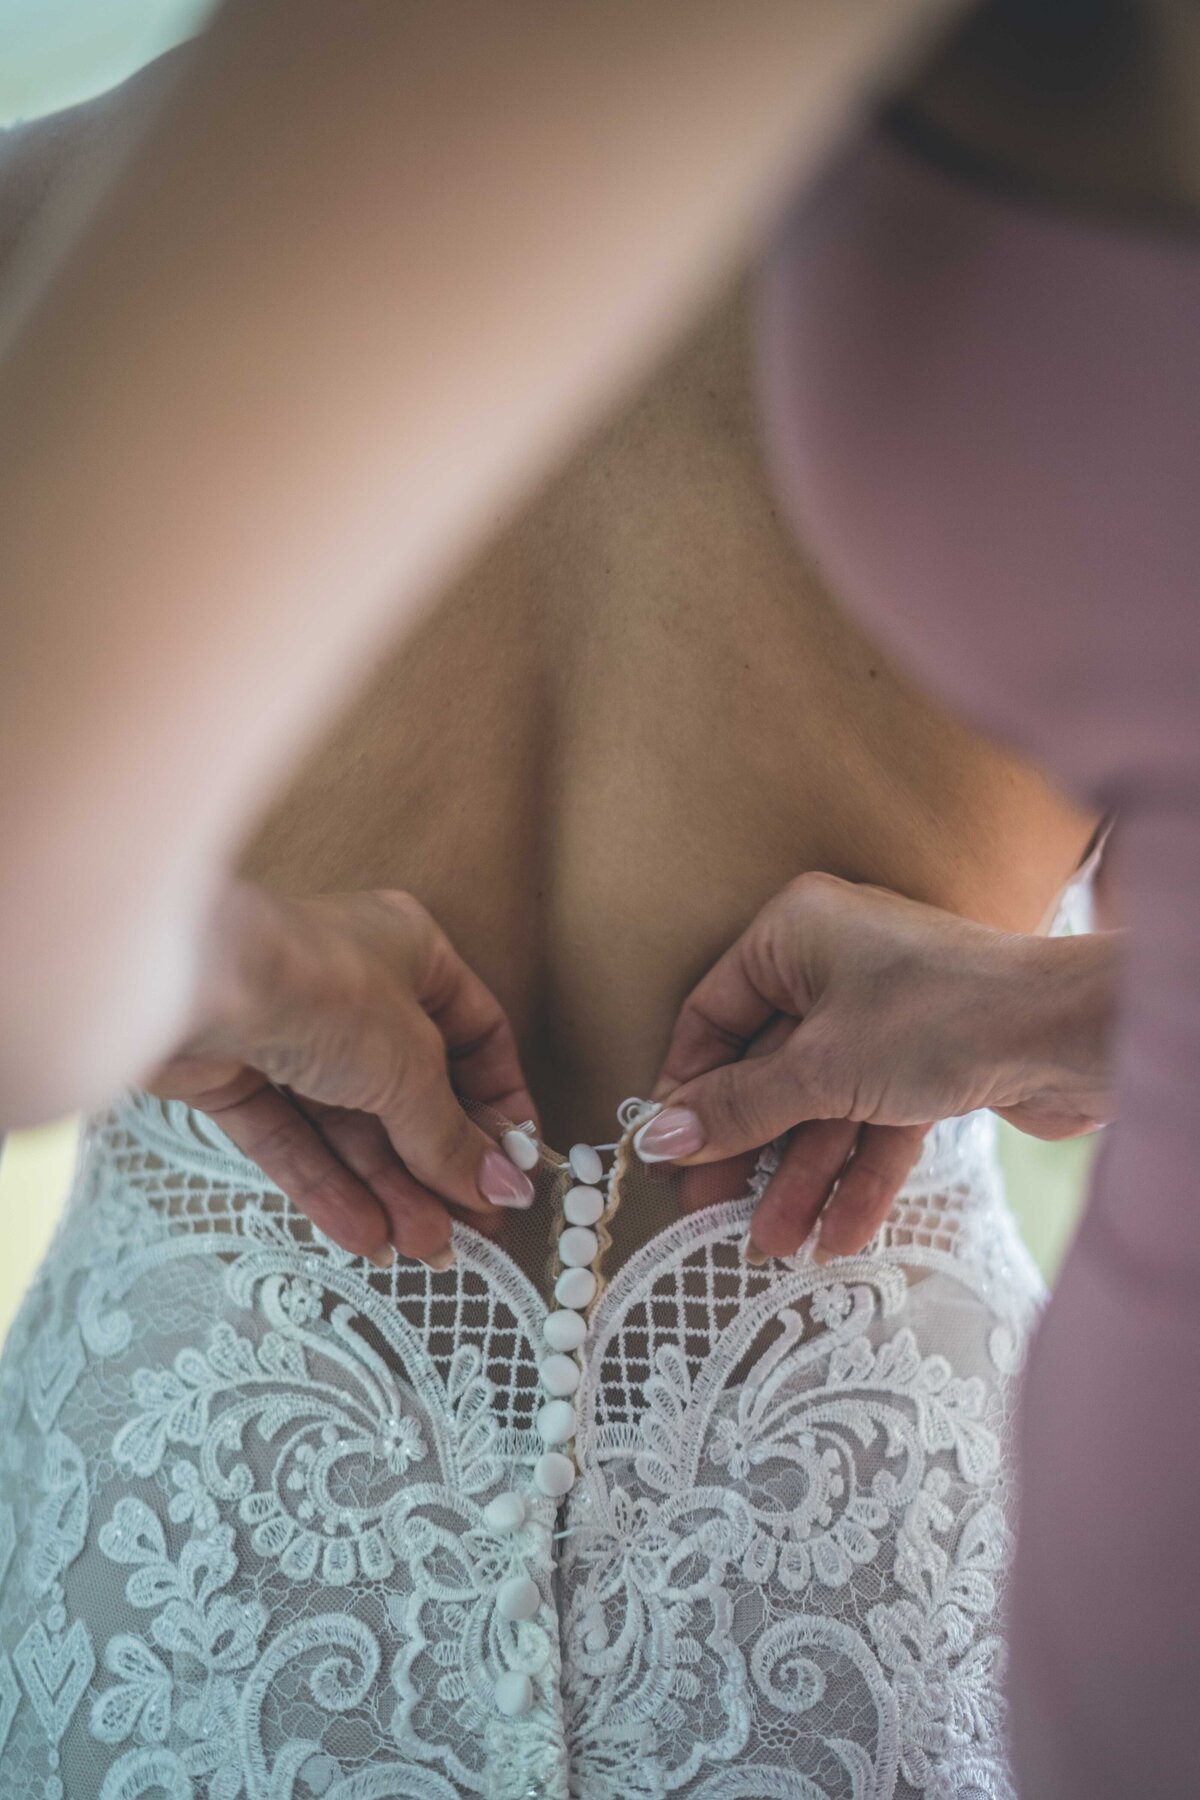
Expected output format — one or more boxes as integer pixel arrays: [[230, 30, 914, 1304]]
[[481, 1465, 574, 1718], [497, 1134, 606, 1477], [488, 1135, 607, 1715], [500, 1126, 602, 1188], [534, 1148, 603, 1500], [483, 1487, 546, 1717], [538, 1144, 604, 1467]]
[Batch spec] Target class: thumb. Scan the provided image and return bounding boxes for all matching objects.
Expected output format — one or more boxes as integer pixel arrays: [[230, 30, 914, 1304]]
[[634, 1026, 839, 1166], [376, 1042, 534, 1219]]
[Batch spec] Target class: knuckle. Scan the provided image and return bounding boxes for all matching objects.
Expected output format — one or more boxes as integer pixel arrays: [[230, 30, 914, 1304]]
[[419, 1109, 472, 1176], [798, 1030, 869, 1122], [783, 1034, 833, 1111], [371, 1021, 445, 1115], [710, 1069, 773, 1147], [244, 1113, 310, 1181], [783, 869, 845, 915], [375, 889, 435, 951], [385, 1085, 474, 1188]]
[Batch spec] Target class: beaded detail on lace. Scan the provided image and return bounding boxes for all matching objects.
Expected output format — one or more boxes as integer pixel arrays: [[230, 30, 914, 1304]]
[[0, 1089, 1044, 1798]]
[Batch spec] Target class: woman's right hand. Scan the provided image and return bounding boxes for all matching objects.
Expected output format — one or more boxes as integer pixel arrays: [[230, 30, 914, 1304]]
[[142, 881, 540, 1270], [647, 873, 1119, 1262]]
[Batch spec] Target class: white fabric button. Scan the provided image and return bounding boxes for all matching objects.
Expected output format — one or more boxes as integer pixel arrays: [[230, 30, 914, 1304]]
[[554, 1267, 596, 1310], [501, 1128, 540, 1173], [539, 1353, 580, 1397], [494, 1670, 533, 1716], [564, 1185, 603, 1226], [558, 1227, 598, 1268], [533, 1450, 576, 1497], [483, 1491, 527, 1534], [496, 1574, 541, 1621], [536, 1399, 577, 1443], [543, 1309, 587, 1352], [568, 1143, 604, 1185]]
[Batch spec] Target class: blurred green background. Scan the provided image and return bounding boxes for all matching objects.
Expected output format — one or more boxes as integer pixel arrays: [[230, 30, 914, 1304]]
[[0, 0, 205, 120], [0, 0, 1095, 1336]]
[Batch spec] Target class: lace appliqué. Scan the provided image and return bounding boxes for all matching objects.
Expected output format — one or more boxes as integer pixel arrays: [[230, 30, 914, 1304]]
[[0, 1093, 1044, 1798]]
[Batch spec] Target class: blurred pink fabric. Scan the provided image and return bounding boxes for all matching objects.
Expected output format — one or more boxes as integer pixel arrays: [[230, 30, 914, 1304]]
[[759, 124, 1200, 1798]]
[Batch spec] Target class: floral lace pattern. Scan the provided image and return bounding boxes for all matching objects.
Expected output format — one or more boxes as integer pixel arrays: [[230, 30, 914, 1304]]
[[0, 1092, 1045, 1798]]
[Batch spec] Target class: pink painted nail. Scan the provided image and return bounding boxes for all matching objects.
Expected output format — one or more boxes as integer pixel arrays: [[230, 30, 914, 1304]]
[[479, 1149, 535, 1209], [633, 1107, 706, 1163]]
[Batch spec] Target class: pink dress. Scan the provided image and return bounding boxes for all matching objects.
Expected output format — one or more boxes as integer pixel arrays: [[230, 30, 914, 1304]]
[[758, 120, 1200, 1798]]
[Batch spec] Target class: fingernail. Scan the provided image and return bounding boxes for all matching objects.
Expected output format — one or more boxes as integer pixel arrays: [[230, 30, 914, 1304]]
[[741, 1232, 770, 1268], [812, 1243, 835, 1267], [368, 1244, 397, 1269], [633, 1107, 705, 1163], [479, 1148, 535, 1209], [420, 1243, 456, 1272]]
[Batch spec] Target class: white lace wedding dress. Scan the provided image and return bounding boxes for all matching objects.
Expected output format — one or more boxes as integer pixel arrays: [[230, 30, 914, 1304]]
[[0, 1066, 1047, 1800]]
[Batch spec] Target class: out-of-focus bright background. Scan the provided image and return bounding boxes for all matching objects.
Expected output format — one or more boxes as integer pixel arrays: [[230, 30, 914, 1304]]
[[0, 0, 205, 119], [0, 0, 1096, 1340]]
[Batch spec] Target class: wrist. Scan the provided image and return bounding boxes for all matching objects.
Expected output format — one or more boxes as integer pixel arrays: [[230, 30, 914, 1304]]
[[182, 876, 298, 1058], [996, 931, 1122, 1132]]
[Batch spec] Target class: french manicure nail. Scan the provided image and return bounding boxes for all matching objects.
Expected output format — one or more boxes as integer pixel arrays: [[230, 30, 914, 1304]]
[[741, 1233, 770, 1268], [368, 1243, 397, 1269], [812, 1244, 835, 1267], [479, 1148, 535, 1209], [420, 1243, 456, 1272], [633, 1107, 706, 1163]]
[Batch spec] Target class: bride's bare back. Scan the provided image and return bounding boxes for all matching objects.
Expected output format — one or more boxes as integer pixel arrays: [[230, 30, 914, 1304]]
[[239, 280, 1092, 1146]]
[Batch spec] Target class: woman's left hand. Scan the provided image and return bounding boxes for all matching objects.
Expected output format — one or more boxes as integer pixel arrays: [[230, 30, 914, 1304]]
[[141, 881, 540, 1269], [645, 873, 1118, 1263]]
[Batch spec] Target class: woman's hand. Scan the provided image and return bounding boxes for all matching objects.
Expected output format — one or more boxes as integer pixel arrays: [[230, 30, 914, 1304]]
[[143, 881, 539, 1269], [645, 872, 1119, 1262]]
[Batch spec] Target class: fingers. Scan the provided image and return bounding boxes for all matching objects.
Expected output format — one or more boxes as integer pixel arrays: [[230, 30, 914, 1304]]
[[370, 924, 539, 1220], [374, 1021, 535, 1221], [205, 1078, 394, 1265], [748, 1120, 927, 1265], [644, 893, 836, 1167], [291, 1100, 456, 1266], [675, 1013, 794, 1215], [747, 1119, 859, 1257], [637, 1024, 837, 1168], [418, 927, 539, 1130], [163, 891, 541, 1251], [651, 921, 791, 1101], [811, 1122, 929, 1261]]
